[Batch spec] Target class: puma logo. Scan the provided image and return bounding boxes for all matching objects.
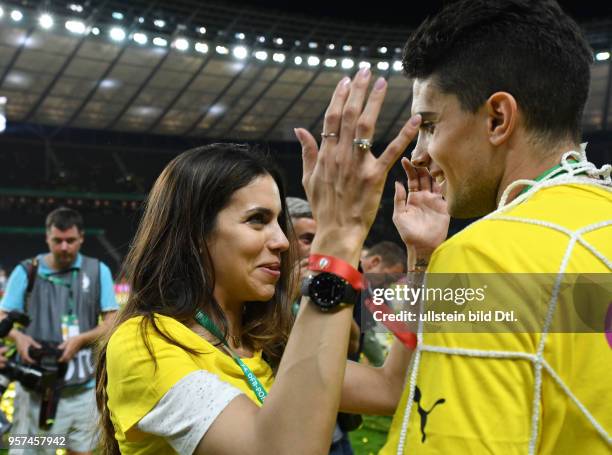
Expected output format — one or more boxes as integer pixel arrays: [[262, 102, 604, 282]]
[[414, 386, 445, 442]]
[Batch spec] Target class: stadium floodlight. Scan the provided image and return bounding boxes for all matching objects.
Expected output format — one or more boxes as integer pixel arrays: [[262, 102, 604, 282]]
[[100, 79, 118, 89], [327, 44, 335, 50], [257, 36, 265, 43], [174, 38, 189, 51], [195, 42, 208, 53], [10, 10, 23, 22], [154, 19, 165, 28], [65, 20, 86, 34], [0, 96, 6, 134], [359, 61, 371, 70], [595, 51, 610, 61], [38, 13, 54, 29], [109, 27, 126, 41], [112, 12, 124, 20], [254, 51, 268, 61], [308, 42, 318, 49], [133, 32, 147, 45], [91, 27, 100, 35], [378, 46, 387, 54], [235, 32, 245, 40], [272, 52, 285, 63], [197, 26, 206, 34], [294, 56, 303, 65], [342, 44, 352, 52], [377, 61, 389, 71], [68, 4, 83, 13], [215, 45, 229, 55], [392, 60, 403, 72], [233, 45, 248, 59], [274, 37, 283, 45], [138, 17, 144, 23], [153, 37, 168, 47], [324, 58, 337, 68], [307, 56, 320, 66], [341, 58, 354, 69]]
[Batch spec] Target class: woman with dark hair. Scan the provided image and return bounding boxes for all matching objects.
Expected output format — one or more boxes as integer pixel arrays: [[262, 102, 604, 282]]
[[96, 69, 426, 454]]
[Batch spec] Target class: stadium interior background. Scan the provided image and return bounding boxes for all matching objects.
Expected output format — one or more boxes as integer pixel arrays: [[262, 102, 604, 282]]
[[1, 0, 611, 276]]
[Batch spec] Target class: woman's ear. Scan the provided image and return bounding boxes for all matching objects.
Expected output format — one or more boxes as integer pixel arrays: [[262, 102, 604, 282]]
[[486, 92, 518, 146]]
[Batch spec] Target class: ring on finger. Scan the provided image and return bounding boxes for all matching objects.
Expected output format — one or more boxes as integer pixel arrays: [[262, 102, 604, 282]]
[[321, 132, 339, 139], [353, 137, 373, 152]]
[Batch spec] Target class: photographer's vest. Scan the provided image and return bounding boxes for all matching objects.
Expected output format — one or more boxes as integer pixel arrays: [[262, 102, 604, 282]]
[[20, 255, 101, 388]]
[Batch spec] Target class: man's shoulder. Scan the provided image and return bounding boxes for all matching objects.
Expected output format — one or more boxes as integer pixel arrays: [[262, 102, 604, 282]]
[[499, 182, 612, 229], [79, 255, 112, 274], [430, 183, 612, 273]]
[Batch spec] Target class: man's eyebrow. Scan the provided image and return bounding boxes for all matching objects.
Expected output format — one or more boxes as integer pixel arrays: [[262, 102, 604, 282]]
[[416, 111, 439, 120]]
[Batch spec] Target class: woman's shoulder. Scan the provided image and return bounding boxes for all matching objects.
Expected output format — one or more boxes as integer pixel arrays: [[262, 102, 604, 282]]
[[108, 313, 212, 358]]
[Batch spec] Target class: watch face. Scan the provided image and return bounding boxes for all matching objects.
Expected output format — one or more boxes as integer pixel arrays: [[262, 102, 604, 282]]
[[309, 273, 345, 309]]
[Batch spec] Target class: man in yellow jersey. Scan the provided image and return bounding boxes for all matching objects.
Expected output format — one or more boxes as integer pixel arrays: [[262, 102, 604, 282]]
[[380, 0, 612, 453]]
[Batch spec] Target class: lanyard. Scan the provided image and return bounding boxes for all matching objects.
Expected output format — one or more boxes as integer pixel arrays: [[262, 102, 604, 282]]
[[519, 159, 584, 196], [194, 310, 268, 404], [40, 270, 78, 315]]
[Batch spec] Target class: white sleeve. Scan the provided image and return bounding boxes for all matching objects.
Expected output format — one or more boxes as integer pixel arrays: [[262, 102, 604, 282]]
[[137, 369, 243, 454]]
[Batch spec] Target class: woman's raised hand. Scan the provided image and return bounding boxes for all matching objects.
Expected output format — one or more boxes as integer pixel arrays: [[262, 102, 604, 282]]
[[294, 68, 422, 263]]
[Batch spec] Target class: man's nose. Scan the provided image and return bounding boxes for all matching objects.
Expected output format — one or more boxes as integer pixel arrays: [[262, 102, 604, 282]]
[[411, 148, 430, 168]]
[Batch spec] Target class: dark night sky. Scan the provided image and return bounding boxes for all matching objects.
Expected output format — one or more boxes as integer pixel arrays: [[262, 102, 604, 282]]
[[236, 1, 612, 27]]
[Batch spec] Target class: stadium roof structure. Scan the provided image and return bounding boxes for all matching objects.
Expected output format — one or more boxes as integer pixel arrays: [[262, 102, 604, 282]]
[[1, 0, 611, 142]]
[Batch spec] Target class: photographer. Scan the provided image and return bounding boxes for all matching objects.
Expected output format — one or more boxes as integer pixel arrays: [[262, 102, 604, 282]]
[[0, 207, 118, 454]]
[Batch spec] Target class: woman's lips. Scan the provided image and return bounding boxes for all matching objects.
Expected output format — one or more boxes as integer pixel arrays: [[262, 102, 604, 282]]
[[259, 264, 281, 277]]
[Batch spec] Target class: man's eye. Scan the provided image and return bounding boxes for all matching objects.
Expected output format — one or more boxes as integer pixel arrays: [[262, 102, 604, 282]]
[[421, 122, 435, 133]]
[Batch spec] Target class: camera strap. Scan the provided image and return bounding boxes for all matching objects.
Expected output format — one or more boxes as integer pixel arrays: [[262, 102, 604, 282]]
[[23, 257, 40, 315], [39, 270, 78, 315], [194, 310, 268, 404]]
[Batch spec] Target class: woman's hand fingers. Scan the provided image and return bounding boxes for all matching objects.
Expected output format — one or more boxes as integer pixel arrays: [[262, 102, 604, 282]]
[[295, 128, 319, 191], [379, 115, 421, 173]]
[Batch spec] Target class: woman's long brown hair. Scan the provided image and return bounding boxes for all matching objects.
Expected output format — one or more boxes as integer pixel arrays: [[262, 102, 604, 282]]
[[95, 144, 296, 454]]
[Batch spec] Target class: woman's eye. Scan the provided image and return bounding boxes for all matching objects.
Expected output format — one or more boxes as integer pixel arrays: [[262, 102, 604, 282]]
[[248, 214, 266, 224]]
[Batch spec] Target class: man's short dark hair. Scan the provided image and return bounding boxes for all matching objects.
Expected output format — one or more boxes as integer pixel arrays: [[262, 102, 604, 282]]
[[45, 207, 84, 232], [402, 0, 593, 143], [286, 197, 312, 219], [367, 241, 406, 271]]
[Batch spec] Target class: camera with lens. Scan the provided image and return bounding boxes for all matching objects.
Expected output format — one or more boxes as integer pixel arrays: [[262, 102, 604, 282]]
[[0, 311, 67, 431]]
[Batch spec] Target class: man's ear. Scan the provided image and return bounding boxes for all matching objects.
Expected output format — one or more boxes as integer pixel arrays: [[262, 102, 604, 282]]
[[486, 92, 518, 146]]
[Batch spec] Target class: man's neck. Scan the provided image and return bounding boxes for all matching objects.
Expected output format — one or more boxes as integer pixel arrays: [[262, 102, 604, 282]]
[[496, 139, 580, 206], [44, 253, 76, 272]]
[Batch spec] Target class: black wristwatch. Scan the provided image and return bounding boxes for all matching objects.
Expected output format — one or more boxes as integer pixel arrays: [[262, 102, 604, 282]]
[[301, 272, 360, 311]]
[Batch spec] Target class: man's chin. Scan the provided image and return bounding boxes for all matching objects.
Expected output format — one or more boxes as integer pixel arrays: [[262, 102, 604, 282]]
[[57, 257, 74, 268]]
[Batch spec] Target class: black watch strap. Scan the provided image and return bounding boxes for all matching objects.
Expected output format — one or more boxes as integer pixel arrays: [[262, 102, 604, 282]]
[[301, 272, 360, 311]]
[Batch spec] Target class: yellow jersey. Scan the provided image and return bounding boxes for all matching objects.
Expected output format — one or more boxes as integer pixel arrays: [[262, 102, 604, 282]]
[[382, 181, 612, 454], [106, 313, 275, 454]]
